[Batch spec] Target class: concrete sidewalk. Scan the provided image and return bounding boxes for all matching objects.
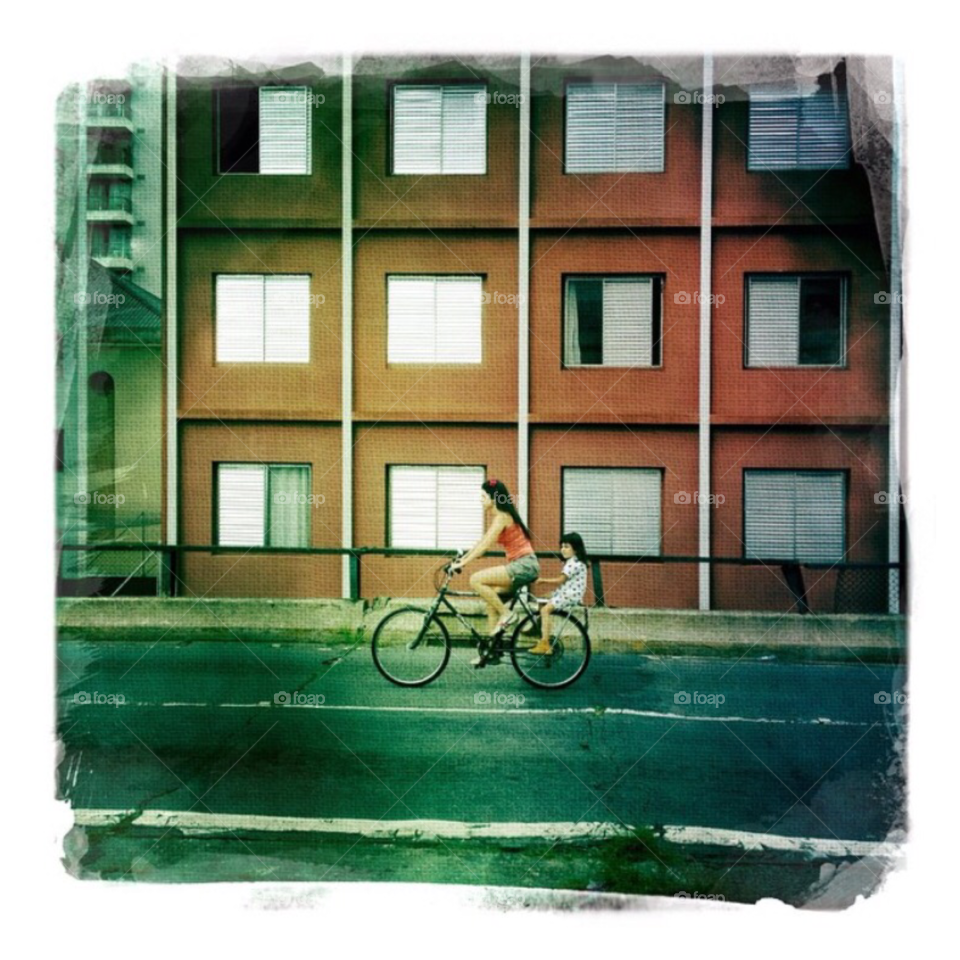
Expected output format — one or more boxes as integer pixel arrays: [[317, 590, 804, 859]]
[[56, 597, 907, 663]]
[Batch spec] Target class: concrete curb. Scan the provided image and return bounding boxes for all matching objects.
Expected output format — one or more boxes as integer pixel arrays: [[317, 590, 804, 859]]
[[56, 597, 907, 663]]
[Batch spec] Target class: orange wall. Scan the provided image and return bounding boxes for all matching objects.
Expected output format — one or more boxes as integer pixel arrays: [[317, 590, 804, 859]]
[[530, 426, 699, 608], [179, 422, 342, 598], [531, 60, 701, 227], [711, 428, 889, 611], [177, 74, 342, 228], [353, 231, 518, 421], [530, 231, 700, 424], [712, 228, 889, 423], [178, 231, 342, 420]]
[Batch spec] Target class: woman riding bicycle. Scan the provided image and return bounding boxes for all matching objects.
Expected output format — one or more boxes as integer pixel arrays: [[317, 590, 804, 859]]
[[450, 478, 540, 640]]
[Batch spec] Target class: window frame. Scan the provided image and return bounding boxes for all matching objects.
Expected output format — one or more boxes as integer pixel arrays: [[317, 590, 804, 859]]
[[212, 462, 313, 549], [740, 467, 848, 564], [561, 273, 665, 369], [560, 464, 665, 558], [742, 272, 849, 370], [385, 464, 487, 550], [387, 78, 490, 176], [746, 81, 851, 173], [213, 273, 313, 365], [562, 76, 668, 176], [385, 272, 486, 366], [215, 84, 313, 177]]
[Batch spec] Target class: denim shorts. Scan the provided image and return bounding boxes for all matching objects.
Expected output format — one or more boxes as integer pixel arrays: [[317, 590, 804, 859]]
[[505, 553, 540, 587]]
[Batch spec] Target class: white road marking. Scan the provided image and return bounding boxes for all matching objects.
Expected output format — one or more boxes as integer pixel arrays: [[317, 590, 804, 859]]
[[68, 701, 877, 726], [71, 808, 903, 859]]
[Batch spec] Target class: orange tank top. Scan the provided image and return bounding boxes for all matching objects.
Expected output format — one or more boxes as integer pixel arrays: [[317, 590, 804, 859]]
[[497, 522, 534, 562]]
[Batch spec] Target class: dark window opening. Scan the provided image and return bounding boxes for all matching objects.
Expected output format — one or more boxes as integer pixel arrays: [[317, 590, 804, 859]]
[[218, 87, 260, 174], [799, 277, 843, 365]]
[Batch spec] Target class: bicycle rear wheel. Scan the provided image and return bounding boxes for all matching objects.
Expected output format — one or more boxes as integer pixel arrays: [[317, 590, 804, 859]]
[[510, 611, 591, 689], [371, 607, 451, 687]]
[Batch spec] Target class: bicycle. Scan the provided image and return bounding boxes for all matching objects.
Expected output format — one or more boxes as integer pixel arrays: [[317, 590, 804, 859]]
[[371, 552, 591, 689]]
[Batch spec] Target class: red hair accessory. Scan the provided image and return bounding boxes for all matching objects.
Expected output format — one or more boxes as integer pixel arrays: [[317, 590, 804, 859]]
[[486, 478, 498, 487]]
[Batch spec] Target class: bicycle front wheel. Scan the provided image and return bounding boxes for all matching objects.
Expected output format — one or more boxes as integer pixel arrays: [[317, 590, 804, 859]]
[[510, 611, 591, 689], [371, 607, 451, 687]]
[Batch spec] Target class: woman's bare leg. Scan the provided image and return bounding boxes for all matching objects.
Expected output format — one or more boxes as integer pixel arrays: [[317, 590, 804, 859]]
[[470, 566, 513, 634]]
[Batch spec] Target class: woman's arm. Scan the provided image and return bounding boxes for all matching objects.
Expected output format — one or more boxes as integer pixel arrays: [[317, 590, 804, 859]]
[[452, 512, 509, 571]]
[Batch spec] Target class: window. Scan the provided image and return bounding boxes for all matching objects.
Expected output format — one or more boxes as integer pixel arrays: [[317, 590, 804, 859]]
[[563, 468, 661, 556], [564, 276, 661, 366], [748, 86, 850, 170], [746, 275, 845, 367], [565, 82, 665, 173], [744, 470, 845, 563], [387, 276, 483, 363], [218, 86, 311, 174], [216, 464, 311, 547], [388, 466, 485, 549], [216, 275, 310, 363], [392, 84, 486, 174]]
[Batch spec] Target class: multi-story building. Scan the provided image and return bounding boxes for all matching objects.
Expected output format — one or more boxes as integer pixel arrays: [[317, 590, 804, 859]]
[[56, 63, 165, 594], [167, 54, 903, 613]]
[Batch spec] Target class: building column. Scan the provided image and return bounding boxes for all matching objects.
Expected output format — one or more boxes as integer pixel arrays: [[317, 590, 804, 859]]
[[888, 59, 904, 614], [517, 53, 531, 516], [163, 67, 178, 581], [698, 54, 715, 611], [341, 54, 355, 598]]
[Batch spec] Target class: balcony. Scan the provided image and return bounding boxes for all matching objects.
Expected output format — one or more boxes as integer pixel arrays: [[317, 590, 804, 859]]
[[85, 92, 133, 131], [86, 194, 134, 225]]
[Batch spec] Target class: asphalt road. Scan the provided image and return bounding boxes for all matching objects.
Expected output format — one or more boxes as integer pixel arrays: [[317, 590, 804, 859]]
[[56, 640, 906, 848]]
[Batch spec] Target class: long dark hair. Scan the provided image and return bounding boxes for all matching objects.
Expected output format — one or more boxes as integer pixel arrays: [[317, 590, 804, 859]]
[[561, 531, 588, 564], [481, 478, 531, 539]]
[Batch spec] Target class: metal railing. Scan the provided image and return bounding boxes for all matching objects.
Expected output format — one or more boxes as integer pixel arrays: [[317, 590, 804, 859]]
[[56, 542, 904, 614]]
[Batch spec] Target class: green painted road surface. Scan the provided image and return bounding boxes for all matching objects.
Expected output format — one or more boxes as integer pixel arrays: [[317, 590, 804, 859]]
[[56, 640, 906, 903]]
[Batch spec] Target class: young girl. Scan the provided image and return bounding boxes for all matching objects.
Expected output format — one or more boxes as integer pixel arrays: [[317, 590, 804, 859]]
[[530, 533, 588, 655], [450, 478, 541, 643]]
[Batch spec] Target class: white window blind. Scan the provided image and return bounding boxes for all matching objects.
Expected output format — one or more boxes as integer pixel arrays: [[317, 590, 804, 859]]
[[746, 277, 800, 366], [259, 87, 311, 175], [387, 276, 482, 363], [565, 277, 656, 366], [216, 275, 310, 363], [744, 470, 845, 563], [566, 83, 665, 173], [563, 468, 661, 556], [748, 87, 849, 170], [393, 85, 486, 174], [218, 465, 266, 546], [389, 466, 485, 549], [217, 463, 311, 547]]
